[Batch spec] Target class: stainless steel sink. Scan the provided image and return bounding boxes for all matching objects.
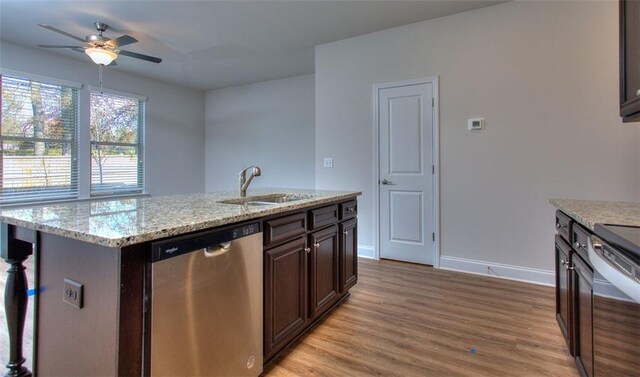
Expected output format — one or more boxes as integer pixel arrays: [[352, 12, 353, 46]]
[[250, 196, 304, 204], [217, 194, 308, 206], [243, 201, 276, 207]]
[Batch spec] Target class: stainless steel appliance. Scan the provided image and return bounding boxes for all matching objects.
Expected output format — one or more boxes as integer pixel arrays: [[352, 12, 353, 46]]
[[588, 225, 640, 377], [147, 222, 263, 377]]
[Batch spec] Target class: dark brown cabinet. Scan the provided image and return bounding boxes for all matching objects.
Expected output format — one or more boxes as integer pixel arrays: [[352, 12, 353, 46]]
[[555, 235, 573, 352], [340, 218, 358, 293], [264, 236, 308, 359], [264, 212, 307, 248], [573, 254, 594, 377], [263, 200, 358, 363], [308, 225, 340, 320], [554, 211, 595, 377], [620, 0, 640, 122]]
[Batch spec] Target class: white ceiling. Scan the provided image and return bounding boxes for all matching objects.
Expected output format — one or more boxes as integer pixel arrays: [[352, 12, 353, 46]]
[[0, 1, 503, 91]]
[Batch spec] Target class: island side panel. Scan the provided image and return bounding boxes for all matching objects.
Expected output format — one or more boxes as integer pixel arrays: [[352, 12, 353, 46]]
[[118, 243, 146, 376], [36, 233, 120, 376]]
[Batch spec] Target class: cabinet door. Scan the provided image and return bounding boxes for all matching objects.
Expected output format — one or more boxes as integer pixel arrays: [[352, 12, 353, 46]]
[[555, 235, 573, 354], [264, 237, 308, 359], [309, 225, 340, 320], [573, 255, 594, 377], [620, 0, 640, 121], [339, 218, 358, 294]]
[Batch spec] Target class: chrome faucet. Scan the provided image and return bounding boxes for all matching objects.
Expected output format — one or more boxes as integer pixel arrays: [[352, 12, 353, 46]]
[[239, 165, 262, 197]]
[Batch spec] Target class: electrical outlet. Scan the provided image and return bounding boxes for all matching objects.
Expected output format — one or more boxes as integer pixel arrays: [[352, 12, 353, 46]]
[[468, 118, 485, 130], [63, 279, 83, 309], [323, 157, 334, 168]]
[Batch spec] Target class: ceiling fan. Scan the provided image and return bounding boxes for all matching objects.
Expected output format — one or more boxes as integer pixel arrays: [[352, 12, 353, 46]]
[[37, 22, 162, 66]]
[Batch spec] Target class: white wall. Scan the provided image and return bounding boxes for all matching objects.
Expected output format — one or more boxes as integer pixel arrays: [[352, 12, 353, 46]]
[[315, 1, 640, 272], [0, 41, 206, 196], [205, 75, 315, 191]]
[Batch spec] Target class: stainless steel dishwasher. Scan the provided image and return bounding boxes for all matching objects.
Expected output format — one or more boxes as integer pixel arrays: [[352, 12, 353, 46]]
[[147, 222, 263, 377]]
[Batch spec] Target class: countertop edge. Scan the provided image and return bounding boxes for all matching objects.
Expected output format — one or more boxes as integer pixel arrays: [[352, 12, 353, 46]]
[[549, 199, 597, 230], [550, 198, 640, 231], [1, 192, 361, 248]]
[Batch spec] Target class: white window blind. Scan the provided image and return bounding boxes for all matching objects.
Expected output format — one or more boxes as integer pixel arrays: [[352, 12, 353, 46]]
[[90, 90, 144, 196], [0, 74, 79, 205]]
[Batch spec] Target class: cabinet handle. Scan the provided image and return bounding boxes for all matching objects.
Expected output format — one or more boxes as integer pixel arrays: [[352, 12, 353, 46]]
[[347, 207, 355, 212], [561, 259, 567, 266], [556, 223, 563, 229], [565, 264, 574, 271], [305, 247, 311, 254], [574, 241, 583, 249], [314, 242, 320, 248], [636, 89, 640, 96], [343, 230, 349, 236]]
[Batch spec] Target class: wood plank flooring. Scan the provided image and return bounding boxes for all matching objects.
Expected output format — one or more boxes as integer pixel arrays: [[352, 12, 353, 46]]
[[0, 258, 577, 376], [265, 258, 578, 377]]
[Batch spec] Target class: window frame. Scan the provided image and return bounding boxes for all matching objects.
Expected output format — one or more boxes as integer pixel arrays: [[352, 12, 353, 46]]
[[0, 71, 82, 205], [88, 87, 146, 197], [0, 70, 148, 207]]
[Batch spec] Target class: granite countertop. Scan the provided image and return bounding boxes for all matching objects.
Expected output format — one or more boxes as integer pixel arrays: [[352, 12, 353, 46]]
[[549, 199, 640, 230], [0, 188, 361, 248]]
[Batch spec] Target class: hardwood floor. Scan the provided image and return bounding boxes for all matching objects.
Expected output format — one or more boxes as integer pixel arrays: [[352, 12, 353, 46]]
[[265, 258, 578, 377], [0, 258, 577, 376]]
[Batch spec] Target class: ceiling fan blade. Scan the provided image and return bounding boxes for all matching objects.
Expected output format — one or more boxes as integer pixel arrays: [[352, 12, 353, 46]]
[[37, 45, 84, 49], [118, 49, 162, 63], [106, 35, 137, 48], [38, 24, 86, 43], [108, 60, 117, 67]]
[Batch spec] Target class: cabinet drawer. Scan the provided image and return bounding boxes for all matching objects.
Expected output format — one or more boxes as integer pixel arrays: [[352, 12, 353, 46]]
[[572, 223, 591, 264], [309, 205, 339, 230], [339, 200, 357, 220], [264, 212, 307, 247], [556, 210, 572, 242]]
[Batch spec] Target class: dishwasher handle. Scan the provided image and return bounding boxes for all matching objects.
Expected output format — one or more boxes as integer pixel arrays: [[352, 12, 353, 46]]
[[150, 221, 260, 262], [203, 242, 232, 257]]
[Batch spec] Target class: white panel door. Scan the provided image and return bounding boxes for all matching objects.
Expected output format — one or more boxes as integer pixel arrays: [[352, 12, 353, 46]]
[[379, 83, 434, 265]]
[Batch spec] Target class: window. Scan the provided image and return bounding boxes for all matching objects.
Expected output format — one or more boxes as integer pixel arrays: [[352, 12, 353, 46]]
[[90, 90, 144, 196], [0, 74, 79, 205]]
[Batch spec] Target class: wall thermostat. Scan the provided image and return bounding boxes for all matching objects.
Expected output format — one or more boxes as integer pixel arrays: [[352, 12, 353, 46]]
[[468, 118, 485, 130]]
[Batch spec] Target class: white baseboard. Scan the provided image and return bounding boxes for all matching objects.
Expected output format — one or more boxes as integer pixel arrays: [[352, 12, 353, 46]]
[[358, 245, 376, 259], [439, 255, 554, 287]]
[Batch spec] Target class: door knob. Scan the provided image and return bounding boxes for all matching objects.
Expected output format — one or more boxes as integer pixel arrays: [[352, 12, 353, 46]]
[[381, 179, 392, 185]]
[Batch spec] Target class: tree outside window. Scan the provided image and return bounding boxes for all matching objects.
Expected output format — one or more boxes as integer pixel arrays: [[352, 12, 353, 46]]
[[90, 91, 144, 195]]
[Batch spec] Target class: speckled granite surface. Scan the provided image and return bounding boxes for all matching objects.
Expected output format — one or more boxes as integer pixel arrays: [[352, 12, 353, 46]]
[[0, 188, 360, 248], [550, 199, 640, 230]]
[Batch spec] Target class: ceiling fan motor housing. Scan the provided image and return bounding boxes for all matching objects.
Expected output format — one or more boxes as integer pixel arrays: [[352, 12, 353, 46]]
[[86, 34, 109, 44], [86, 22, 110, 44]]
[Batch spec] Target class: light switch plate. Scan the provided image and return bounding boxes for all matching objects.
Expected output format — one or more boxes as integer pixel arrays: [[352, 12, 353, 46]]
[[63, 278, 83, 309], [323, 157, 334, 168], [468, 118, 485, 130]]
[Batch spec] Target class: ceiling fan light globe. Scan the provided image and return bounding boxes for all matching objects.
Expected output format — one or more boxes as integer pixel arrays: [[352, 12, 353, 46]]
[[85, 47, 117, 66]]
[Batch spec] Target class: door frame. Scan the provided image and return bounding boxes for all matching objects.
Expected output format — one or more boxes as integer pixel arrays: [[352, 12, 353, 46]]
[[372, 77, 440, 267]]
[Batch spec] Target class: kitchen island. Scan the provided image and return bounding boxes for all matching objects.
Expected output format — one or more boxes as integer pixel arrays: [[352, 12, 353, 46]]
[[550, 199, 640, 377], [0, 188, 360, 376]]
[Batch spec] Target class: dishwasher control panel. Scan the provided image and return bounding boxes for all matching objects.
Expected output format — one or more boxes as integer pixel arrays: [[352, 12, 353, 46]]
[[150, 221, 261, 262]]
